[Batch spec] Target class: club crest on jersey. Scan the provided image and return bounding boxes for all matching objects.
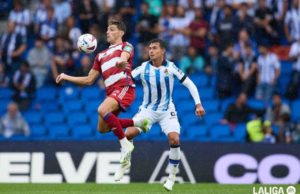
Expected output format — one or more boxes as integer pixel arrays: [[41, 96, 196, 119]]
[[164, 69, 169, 75]]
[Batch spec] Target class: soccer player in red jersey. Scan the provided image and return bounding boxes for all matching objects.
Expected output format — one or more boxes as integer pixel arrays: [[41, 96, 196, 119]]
[[56, 19, 148, 164]]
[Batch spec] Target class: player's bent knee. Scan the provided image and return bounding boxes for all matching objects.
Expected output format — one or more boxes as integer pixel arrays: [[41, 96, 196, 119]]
[[169, 137, 180, 146]]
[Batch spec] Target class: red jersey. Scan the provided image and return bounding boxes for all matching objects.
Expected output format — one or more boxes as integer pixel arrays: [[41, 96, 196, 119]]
[[92, 42, 135, 94]]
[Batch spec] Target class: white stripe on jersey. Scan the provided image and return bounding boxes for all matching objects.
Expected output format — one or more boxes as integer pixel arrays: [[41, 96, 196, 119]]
[[104, 72, 127, 87], [132, 60, 185, 111], [101, 57, 120, 73]]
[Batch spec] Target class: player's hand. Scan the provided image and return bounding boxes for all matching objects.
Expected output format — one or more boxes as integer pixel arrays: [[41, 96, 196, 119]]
[[56, 73, 66, 84], [195, 104, 205, 118], [116, 61, 130, 70]]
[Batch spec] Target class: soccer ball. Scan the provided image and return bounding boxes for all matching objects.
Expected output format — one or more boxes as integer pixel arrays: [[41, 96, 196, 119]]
[[77, 33, 97, 54]]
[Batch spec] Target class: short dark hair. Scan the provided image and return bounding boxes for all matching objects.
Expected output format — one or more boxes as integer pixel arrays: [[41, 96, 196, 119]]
[[148, 39, 167, 49], [108, 18, 126, 32]]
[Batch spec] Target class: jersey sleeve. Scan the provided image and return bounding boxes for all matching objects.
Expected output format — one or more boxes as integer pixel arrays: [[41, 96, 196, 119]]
[[92, 54, 102, 74], [122, 42, 134, 57], [131, 64, 144, 81], [169, 63, 187, 83]]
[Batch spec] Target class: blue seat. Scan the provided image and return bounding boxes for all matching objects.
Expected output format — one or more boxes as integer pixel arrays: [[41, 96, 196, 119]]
[[72, 124, 94, 139], [146, 124, 162, 138], [59, 86, 79, 101], [39, 100, 60, 112], [281, 61, 292, 75], [23, 111, 43, 125], [0, 99, 10, 114], [62, 100, 83, 113], [203, 100, 219, 113], [211, 124, 231, 141], [247, 98, 266, 110], [176, 100, 194, 113], [67, 113, 88, 127], [80, 86, 102, 101], [186, 125, 208, 139], [36, 87, 57, 101], [199, 87, 214, 100], [45, 112, 65, 126], [85, 100, 100, 114], [0, 88, 12, 99], [220, 97, 236, 111], [233, 123, 247, 142], [173, 87, 191, 101], [180, 112, 198, 129], [49, 124, 69, 139], [204, 113, 223, 126], [292, 100, 300, 121], [190, 73, 208, 87], [30, 124, 47, 138]]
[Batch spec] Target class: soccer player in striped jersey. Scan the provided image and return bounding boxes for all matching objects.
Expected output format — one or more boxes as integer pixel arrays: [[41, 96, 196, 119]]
[[56, 19, 148, 165], [114, 39, 206, 191]]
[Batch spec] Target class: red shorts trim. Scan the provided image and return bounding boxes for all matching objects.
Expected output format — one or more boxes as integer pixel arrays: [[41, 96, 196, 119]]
[[108, 86, 135, 111]]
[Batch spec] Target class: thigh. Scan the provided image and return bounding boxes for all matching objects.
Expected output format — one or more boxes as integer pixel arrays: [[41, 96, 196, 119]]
[[159, 109, 181, 136], [98, 96, 120, 116]]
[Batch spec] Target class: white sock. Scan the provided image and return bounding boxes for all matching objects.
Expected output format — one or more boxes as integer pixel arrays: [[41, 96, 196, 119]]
[[119, 137, 129, 147], [168, 145, 180, 176]]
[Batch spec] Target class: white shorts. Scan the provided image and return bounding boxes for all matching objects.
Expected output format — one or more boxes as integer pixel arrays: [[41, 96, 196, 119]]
[[133, 107, 181, 135]]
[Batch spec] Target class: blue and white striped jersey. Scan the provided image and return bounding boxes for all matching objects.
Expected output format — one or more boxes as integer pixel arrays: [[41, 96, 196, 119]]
[[132, 60, 187, 111]]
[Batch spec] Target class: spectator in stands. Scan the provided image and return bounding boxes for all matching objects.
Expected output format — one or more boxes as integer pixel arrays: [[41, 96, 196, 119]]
[[179, 46, 204, 74], [144, 0, 163, 17], [12, 61, 36, 110], [233, 29, 253, 60], [0, 21, 26, 75], [255, 42, 281, 102], [33, 0, 53, 35], [216, 4, 235, 50], [187, 9, 208, 56], [8, 0, 30, 37], [76, 55, 91, 76], [50, 37, 74, 82], [209, 0, 226, 41], [254, 0, 278, 45], [246, 117, 264, 143], [0, 102, 30, 138], [77, 0, 99, 33], [278, 113, 298, 144], [60, 16, 82, 51], [27, 37, 51, 88], [235, 42, 257, 95], [216, 44, 235, 98], [54, 0, 71, 24], [114, 0, 136, 39], [178, 0, 202, 9], [221, 92, 264, 125], [39, 6, 58, 48], [284, 0, 300, 43], [234, 2, 254, 38], [204, 44, 219, 76], [266, 92, 290, 125], [262, 120, 276, 144], [285, 38, 300, 99], [169, 5, 193, 61], [0, 62, 9, 87], [136, 2, 159, 59]]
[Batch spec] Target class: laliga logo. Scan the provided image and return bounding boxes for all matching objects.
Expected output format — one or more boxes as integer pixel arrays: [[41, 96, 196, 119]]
[[252, 185, 296, 194]]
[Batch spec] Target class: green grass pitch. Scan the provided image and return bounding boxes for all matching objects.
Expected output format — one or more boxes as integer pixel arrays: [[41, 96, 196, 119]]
[[0, 184, 299, 194]]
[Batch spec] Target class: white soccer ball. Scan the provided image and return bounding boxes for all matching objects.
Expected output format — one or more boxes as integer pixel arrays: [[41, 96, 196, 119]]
[[77, 33, 97, 54]]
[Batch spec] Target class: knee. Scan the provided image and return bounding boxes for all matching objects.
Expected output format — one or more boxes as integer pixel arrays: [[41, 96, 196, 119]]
[[169, 136, 180, 146], [97, 107, 106, 118]]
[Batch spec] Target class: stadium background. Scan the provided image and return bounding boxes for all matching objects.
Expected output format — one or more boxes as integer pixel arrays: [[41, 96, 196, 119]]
[[0, 0, 300, 186]]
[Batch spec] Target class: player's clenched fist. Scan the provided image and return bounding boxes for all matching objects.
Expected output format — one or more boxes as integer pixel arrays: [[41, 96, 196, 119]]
[[56, 73, 66, 84], [195, 104, 206, 117]]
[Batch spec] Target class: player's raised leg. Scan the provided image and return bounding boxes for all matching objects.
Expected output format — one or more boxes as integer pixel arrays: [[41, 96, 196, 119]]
[[98, 97, 134, 163], [164, 132, 181, 191]]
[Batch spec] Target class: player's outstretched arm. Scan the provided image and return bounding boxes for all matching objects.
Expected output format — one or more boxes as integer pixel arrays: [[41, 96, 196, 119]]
[[181, 77, 206, 117], [56, 69, 100, 86]]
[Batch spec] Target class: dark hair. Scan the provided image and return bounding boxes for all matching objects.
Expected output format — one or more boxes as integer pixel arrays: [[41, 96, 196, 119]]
[[108, 18, 126, 33], [148, 39, 167, 49]]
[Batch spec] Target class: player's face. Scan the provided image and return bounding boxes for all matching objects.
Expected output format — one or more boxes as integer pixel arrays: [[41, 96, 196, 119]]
[[106, 25, 123, 44], [148, 43, 165, 60]]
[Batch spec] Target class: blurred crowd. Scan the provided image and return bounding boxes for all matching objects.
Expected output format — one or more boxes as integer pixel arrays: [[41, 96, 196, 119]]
[[0, 0, 300, 143]]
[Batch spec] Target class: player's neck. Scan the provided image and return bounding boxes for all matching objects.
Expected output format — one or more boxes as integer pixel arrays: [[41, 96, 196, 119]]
[[152, 57, 164, 67], [110, 39, 123, 46]]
